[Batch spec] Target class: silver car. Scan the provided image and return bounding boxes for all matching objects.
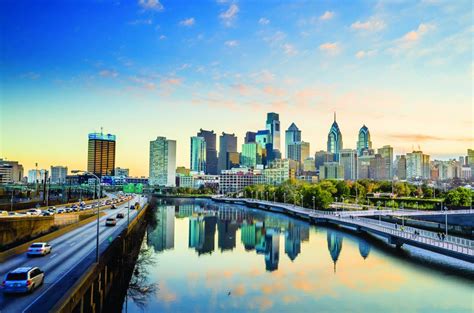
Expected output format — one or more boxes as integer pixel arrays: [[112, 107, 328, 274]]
[[27, 242, 52, 256], [1, 267, 44, 294]]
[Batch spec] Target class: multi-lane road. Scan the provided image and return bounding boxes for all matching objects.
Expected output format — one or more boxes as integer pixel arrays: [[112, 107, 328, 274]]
[[0, 194, 147, 313]]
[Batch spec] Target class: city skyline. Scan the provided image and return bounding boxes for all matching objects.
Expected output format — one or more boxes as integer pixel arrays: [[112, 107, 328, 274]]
[[1, 0, 473, 176]]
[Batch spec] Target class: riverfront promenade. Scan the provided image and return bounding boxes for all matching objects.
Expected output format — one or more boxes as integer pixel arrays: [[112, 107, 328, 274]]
[[213, 197, 474, 263]]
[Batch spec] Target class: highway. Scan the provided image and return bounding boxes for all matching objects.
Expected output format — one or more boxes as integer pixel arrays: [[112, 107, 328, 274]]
[[0, 194, 147, 313]]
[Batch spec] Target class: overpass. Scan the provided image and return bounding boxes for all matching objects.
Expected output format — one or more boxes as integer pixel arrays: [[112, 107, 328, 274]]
[[213, 197, 474, 263]]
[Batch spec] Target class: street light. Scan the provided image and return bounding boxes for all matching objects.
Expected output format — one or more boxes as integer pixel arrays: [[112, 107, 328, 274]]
[[444, 205, 448, 236], [312, 196, 315, 210], [72, 170, 101, 263], [284, 192, 286, 204], [300, 194, 303, 207]]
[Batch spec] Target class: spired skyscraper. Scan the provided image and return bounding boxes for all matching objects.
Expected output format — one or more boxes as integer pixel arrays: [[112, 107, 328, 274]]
[[285, 123, 301, 158], [327, 113, 343, 161], [266, 112, 281, 161], [190, 136, 207, 173], [357, 125, 372, 156], [87, 132, 116, 177], [196, 129, 218, 175], [149, 137, 176, 187]]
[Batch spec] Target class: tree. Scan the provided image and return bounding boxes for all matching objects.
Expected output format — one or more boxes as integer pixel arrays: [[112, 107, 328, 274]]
[[335, 180, 350, 199], [457, 187, 473, 206], [445, 189, 460, 206]]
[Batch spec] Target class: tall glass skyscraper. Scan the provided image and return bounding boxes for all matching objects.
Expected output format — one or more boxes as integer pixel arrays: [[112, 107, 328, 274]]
[[218, 132, 237, 173], [285, 123, 301, 158], [327, 113, 343, 161], [197, 129, 218, 175], [190, 136, 207, 173], [241, 142, 262, 168], [87, 132, 116, 177], [357, 125, 372, 156], [149, 136, 176, 186], [266, 112, 281, 160]]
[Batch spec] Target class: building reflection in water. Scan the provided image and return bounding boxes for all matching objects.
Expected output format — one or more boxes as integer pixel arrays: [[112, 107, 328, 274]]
[[285, 222, 310, 262], [189, 216, 217, 255], [327, 230, 343, 273], [358, 237, 371, 260], [147, 205, 175, 252], [264, 228, 280, 271]]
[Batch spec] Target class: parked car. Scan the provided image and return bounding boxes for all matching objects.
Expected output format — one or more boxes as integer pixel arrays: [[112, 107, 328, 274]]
[[85, 205, 92, 210], [27, 243, 52, 257], [64, 208, 72, 213], [71, 204, 78, 209], [41, 211, 52, 216], [116, 213, 125, 219], [110, 204, 117, 210], [26, 209, 41, 216], [1, 267, 44, 294], [56, 208, 65, 214], [0, 211, 8, 216], [105, 218, 117, 226]]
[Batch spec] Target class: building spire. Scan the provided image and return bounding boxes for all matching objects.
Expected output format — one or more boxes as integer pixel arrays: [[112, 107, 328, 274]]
[[334, 112, 336, 122]]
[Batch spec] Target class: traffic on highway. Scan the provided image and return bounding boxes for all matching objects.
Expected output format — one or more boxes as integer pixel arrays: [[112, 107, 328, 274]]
[[0, 193, 147, 313]]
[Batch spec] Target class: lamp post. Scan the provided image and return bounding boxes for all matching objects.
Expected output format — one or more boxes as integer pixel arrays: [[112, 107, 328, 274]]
[[444, 205, 448, 236], [284, 192, 286, 204], [341, 196, 344, 212], [312, 196, 315, 210], [266, 192, 268, 202], [300, 194, 303, 208], [72, 170, 101, 263], [10, 188, 14, 212]]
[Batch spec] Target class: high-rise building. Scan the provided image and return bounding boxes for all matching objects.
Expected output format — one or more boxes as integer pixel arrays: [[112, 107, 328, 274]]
[[468, 149, 474, 166], [288, 141, 310, 173], [50, 166, 68, 184], [357, 154, 374, 179], [369, 154, 387, 180], [303, 157, 316, 172], [0, 159, 24, 183], [395, 155, 407, 180], [197, 129, 218, 175], [147, 205, 175, 252], [244, 131, 256, 144], [190, 136, 207, 173], [218, 132, 237, 173], [264, 159, 298, 185], [315, 151, 334, 170], [406, 151, 430, 180], [255, 130, 271, 165], [226, 152, 240, 170], [149, 137, 177, 187], [241, 143, 263, 168], [356, 125, 372, 156], [319, 162, 344, 180], [115, 167, 129, 177], [266, 112, 281, 160], [87, 132, 116, 177], [327, 113, 343, 161], [285, 123, 301, 158], [219, 167, 265, 194], [377, 145, 394, 180], [339, 149, 357, 180]]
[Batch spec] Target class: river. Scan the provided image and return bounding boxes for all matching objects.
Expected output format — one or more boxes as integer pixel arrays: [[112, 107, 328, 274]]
[[120, 198, 473, 313]]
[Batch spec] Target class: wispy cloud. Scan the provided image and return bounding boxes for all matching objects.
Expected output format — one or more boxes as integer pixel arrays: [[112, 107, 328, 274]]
[[263, 31, 286, 45], [387, 133, 473, 143], [251, 70, 275, 84], [399, 23, 434, 43], [355, 49, 377, 59], [225, 40, 239, 47], [179, 18, 195, 27], [20, 72, 40, 80], [319, 11, 334, 21], [99, 69, 119, 78], [159, 35, 166, 40], [138, 0, 164, 11], [283, 43, 298, 56], [259, 17, 270, 25], [351, 17, 385, 31], [263, 86, 286, 97], [128, 19, 153, 25], [319, 42, 340, 55], [219, 4, 239, 27]]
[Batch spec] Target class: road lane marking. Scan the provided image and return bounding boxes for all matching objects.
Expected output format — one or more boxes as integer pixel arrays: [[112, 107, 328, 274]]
[[49, 253, 58, 259]]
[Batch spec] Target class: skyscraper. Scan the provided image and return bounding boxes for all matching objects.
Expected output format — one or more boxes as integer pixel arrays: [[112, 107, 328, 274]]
[[327, 113, 343, 161], [315, 150, 334, 170], [241, 143, 263, 168], [406, 151, 430, 180], [377, 145, 394, 179], [197, 129, 218, 175], [87, 132, 116, 177], [288, 141, 310, 173], [266, 112, 281, 160], [50, 166, 68, 184], [285, 123, 301, 158], [244, 131, 256, 144], [339, 149, 357, 180], [190, 136, 207, 173], [395, 155, 407, 180], [255, 130, 271, 165], [149, 136, 177, 186], [0, 159, 24, 183], [357, 125, 372, 156], [218, 132, 237, 173]]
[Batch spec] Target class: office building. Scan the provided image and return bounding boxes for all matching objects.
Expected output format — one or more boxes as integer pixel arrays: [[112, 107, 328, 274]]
[[315, 151, 334, 170], [395, 155, 407, 180], [357, 154, 374, 179], [356, 125, 372, 156], [303, 157, 316, 172], [255, 129, 271, 165], [264, 159, 298, 185], [226, 152, 240, 169], [219, 167, 265, 194], [190, 136, 207, 173], [241, 143, 263, 168], [266, 112, 281, 159], [197, 129, 218, 175], [288, 141, 310, 173], [176, 167, 190, 176], [115, 167, 129, 177], [0, 159, 24, 183], [218, 132, 237, 173], [50, 166, 68, 184], [369, 154, 387, 180], [406, 151, 430, 180], [285, 123, 301, 158], [87, 132, 116, 177], [149, 136, 177, 187], [377, 145, 393, 179], [327, 113, 343, 161], [319, 162, 344, 180], [339, 149, 357, 180], [244, 131, 256, 144]]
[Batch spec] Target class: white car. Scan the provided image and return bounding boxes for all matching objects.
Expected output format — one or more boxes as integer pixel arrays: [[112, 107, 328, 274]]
[[27, 242, 52, 256], [85, 205, 92, 210], [26, 209, 41, 216]]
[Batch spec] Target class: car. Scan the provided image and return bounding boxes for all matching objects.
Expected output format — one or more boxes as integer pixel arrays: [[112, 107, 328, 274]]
[[27, 242, 52, 256], [110, 204, 117, 210], [105, 218, 117, 226], [71, 204, 78, 209], [0, 211, 8, 216], [116, 213, 125, 219], [41, 211, 52, 216], [26, 209, 41, 216], [48, 206, 56, 210], [56, 208, 65, 214], [64, 208, 72, 213], [1, 267, 44, 294], [85, 205, 92, 210]]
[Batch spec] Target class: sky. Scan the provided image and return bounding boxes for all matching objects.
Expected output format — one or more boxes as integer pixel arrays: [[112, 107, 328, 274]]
[[0, 0, 472, 177]]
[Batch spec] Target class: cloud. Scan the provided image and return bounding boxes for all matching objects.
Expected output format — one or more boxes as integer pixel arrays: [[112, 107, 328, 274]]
[[99, 69, 119, 78], [138, 0, 163, 11], [387, 133, 472, 142], [263, 85, 286, 97], [128, 19, 153, 25], [263, 31, 286, 45], [231, 83, 253, 96], [400, 23, 433, 43], [179, 18, 195, 27], [319, 42, 340, 55], [225, 40, 239, 47], [320, 11, 334, 21], [251, 69, 275, 83], [351, 17, 385, 31], [162, 77, 182, 85], [283, 43, 298, 55], [219, 4, 239, 27], [355, 49, 377, 59], [20, 72, 40, 80], [259, 17, 270, 25], [159, 34, 166, 40]]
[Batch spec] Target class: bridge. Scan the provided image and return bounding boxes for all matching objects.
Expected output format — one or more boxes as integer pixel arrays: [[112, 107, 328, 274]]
[[213, 197, 474, 263]]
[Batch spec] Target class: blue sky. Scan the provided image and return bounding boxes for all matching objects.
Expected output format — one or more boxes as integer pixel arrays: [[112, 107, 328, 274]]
[[1, 0, 472, 176]]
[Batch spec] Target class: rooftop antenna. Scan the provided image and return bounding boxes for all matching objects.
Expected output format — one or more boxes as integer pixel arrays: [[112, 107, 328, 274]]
[[100, 126, 103, 135], [334, 112, 336, 122]]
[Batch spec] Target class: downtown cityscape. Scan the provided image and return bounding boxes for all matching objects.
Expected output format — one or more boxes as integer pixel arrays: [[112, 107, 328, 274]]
[[0, 0, 473, 313]]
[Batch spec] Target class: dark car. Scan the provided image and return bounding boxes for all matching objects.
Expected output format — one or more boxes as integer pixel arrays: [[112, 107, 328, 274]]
[[116, 213, 125, 219], [110, 204, 117, 210]]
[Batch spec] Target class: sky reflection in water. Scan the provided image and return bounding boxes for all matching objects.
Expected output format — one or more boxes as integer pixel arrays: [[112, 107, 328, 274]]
[[124, 199, 473, 313]]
